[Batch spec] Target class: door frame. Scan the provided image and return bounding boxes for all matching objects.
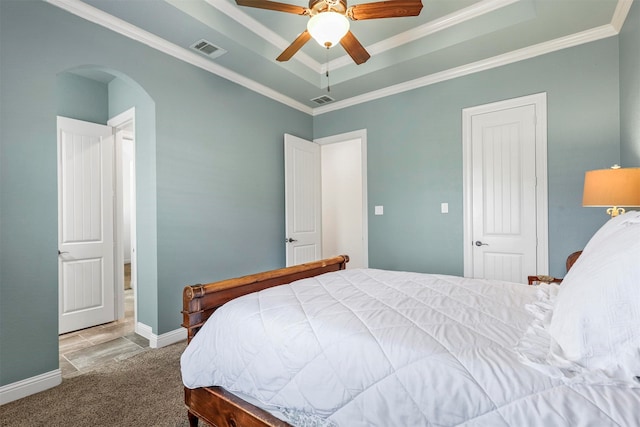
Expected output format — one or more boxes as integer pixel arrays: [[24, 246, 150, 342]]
[[462, 93, 548, 277], [315, 129, 369, 268], [108, 108, 137, 322]]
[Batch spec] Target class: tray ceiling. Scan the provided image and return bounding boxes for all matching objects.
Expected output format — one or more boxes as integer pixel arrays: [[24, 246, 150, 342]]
[[49, 0, 630, 114]]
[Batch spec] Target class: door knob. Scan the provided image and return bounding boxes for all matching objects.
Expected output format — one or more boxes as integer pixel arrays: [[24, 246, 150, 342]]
[[286, 238, 298, 243], [58, 250, 69, 255], [474, 241, 488, 247]]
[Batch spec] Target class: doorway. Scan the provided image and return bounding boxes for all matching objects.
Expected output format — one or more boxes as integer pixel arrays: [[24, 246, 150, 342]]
[[109, 108, 137, 325], [284, 130, 368, 268], [316, 130, 368, 269], [57, 110, 137, 334], [462, 93, 548, 283]]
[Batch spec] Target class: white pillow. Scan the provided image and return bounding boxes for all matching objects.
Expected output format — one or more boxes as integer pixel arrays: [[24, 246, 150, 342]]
[[547, 211, 640, 386], [580, 210, 640, 255]]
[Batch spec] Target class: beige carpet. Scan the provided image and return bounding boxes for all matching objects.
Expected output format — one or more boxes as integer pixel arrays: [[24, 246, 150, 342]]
[[1, 341, 191, 427]]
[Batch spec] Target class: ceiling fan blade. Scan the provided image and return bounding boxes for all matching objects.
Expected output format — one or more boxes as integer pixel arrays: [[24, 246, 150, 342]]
[[340, 31, 371, 65], [236, 0, 308, 15], [347, 0, 423, 20], [276, 30, 312, 62]]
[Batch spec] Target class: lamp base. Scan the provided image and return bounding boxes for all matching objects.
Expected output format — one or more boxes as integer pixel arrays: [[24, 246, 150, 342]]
[[606, 206, 626, 217]]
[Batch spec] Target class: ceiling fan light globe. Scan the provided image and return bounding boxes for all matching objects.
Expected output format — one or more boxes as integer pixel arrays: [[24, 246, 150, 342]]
[[307, 12, 350, 48]]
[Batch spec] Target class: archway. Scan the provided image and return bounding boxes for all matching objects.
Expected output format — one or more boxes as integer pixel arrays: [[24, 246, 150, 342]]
[[56, 66, 157, 374]]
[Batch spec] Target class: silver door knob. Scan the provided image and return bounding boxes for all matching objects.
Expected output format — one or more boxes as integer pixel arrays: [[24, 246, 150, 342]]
[[286, 238, 298, 243], [475, 241, 488, 247], [58, 250, 69, 255]]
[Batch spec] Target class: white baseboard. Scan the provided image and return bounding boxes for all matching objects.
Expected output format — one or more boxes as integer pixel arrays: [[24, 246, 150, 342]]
[[0, 325, 186, 405], [135, 322, 187, 349], [135, 322, 154, 341], [0, 369, 62, 405]]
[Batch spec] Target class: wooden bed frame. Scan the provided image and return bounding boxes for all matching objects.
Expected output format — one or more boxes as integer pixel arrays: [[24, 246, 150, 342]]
[[181, 255, 350, 427]]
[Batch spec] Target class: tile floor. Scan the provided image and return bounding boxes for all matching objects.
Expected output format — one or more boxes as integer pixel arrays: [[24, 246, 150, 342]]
[[59, 288, 150, 378]]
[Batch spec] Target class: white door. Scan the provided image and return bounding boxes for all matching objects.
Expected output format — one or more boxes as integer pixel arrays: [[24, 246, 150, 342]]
[[284, 134, 322, 266], [463, 94, 548, 284], [58, 116, 115, 334]]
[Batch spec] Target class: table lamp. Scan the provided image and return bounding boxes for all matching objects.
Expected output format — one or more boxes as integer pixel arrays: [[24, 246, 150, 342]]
[[582, 165, 640, 217]]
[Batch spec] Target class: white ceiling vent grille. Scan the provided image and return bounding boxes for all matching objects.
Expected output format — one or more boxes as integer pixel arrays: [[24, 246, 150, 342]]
[[190, 39, 227, 59], [311, 95, 335, 105]]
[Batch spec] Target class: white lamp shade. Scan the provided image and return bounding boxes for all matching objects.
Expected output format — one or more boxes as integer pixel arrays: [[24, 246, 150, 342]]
[[307, 12, 350, 48]]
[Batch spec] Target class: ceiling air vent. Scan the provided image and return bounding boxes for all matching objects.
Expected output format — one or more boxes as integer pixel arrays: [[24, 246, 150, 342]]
[[190, 39, 227, 59], [311, 95, 335, 105]]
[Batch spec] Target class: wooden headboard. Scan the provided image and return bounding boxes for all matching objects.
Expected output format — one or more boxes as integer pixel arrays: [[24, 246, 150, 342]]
[[181, 255, 349, 427], [182, 255, 349, 342], [566, 250, 583, 272]]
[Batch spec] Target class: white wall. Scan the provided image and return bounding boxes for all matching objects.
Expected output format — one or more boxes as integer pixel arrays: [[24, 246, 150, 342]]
[[321, 139, 364, 268], [122, 136, 134, 263]]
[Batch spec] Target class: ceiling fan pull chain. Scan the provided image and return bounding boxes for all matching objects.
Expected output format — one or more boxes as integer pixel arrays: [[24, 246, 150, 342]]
[[326, 48, 330, 92]]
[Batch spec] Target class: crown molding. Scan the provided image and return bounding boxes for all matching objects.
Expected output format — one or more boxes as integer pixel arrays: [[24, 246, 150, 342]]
[[611, 0, 634, 32], [45, 0, 313, 115], [328, 0, 520, 71], [216, 0, 520, 74], [369, 0, 519, 56], [313, 23, 620, 115], [46, 0, 630, 117]]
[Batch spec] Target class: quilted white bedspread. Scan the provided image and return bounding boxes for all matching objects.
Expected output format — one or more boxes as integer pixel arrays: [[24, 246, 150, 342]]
[[181, 269, 640, 427]]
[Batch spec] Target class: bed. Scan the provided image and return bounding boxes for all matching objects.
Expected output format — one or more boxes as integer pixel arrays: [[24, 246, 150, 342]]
[[181, 212, 640, 427]]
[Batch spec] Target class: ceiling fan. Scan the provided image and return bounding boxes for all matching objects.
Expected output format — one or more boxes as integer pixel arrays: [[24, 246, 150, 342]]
[[236, 0, 423, 65]]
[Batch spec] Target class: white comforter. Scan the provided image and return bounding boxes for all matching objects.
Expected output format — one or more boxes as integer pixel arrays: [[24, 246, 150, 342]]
[[181, 269, 640, 427]]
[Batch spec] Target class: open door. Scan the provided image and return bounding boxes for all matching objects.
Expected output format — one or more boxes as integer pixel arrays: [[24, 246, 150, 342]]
[[57, 116, 115, 334], [284, 134, 322, 266]]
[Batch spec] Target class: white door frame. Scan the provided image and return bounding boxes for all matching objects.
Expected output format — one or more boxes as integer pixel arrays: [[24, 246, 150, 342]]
[[108, 108, 137, 322], [315, 129, 369, 268], [462, 93, 548, 277]]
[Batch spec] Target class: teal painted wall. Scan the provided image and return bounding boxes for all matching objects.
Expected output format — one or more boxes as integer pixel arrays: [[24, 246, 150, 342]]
[[0, 0, 634, 391], [0, 0, 310, 386], [107, 77, 159, 332], [151, 63, 311, 334], [620, 1, 640, 166], [56, 73, 109, 124], [314, 38, 621, 278]]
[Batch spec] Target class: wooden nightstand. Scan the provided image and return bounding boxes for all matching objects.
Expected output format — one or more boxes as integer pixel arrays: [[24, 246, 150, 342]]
[[527, 275, 562, 285], [527, 250, 583, 285]]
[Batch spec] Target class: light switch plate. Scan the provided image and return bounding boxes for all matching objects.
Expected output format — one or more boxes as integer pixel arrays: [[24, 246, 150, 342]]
[[375, 205, 384, 215], [441, 203, 449, 214]]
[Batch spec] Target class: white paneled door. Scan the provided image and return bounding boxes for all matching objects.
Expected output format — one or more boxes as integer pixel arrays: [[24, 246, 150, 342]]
[[471, 105, 537, 282], [284, 134, 322, 266], [463, 94, 548, 284], [58, 117, 115, 334]]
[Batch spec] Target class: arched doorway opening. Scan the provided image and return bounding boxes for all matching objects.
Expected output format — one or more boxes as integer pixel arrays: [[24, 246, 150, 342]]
[[56, 66, 156, 375]]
